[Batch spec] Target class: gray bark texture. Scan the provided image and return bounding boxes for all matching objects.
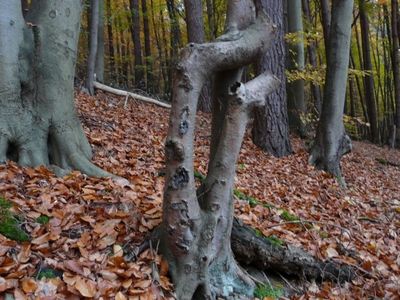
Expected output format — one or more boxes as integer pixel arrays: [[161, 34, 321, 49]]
[[86, 0, 99, 95], [0, 0, 112, 178], [309, 0, 354, 184], [161, 9, 278, 298], [286, 0, 306, 136], [252, 0, 292, 157]]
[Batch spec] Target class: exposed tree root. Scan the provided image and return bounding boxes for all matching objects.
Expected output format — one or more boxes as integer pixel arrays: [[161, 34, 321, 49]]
[[93, 81, 171, 109], [133, 218, 356, 297], [231, 218, 356, 283]]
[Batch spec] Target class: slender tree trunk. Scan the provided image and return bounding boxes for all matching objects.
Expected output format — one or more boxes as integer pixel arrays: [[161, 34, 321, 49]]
[[252, 0, 292, 157], [205, 0, 216, 39], [320, 0, 331, 55], [141, 0, 153, 93], [86, 0, 99, 95], [286, 0, 306, 136], [95, 0, 105, 83], [129, 0, 144, 88], [166, 0, 182, 99], [0, 0, 111, 177], [183, 0, 212, 112], [303, 0, 322, 112], [105, 0, 115, 83], [359, 0, 379, 143], [309, 0, 354, 185], [391, 0, 400, 147]]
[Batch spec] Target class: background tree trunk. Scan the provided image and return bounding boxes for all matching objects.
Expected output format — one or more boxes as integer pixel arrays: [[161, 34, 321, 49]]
[[95, 0, 105, 83], [0, 0, 111, 178], [105, 0, 116, 83], [309, 0, 354, 185], [303, 0, 322, 113], [129, 0, 144, 88], [141, 0, 153, 93], [320, 0, 331, 55], [183, 0, 212, 112], [252, 0, 292, 157], [391, 0, 400, 147], [359, 0, 380, 143], [86, 0, 99, 95], [286, 0, 306, 136]]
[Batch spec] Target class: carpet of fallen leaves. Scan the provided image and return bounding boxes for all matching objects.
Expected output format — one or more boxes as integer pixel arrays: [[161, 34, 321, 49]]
[[0, 91, 399, 299]]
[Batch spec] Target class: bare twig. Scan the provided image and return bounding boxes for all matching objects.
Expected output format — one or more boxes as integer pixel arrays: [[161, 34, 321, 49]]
[[93, 81, 171, 108]]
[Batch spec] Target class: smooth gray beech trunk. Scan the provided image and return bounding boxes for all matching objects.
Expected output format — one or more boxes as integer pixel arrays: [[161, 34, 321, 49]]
[[0, 0, 111, 177], [252, 0, 292, 157], [86, 0, 99, 95], [286, 0, 306, 136], [161, 6, 278, 299], [309, 0, 354, 185]]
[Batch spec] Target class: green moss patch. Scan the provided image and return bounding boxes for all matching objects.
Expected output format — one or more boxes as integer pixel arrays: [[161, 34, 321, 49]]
[[0, 197, 30, 242], [36, 215, 51, 225], [280, 210, 300, 222], [254, 283, 284, 299]]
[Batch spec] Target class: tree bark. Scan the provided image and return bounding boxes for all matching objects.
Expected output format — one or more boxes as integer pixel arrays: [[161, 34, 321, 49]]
[[95, 0, 105, 83], [129, 0, 144, 88], [359, 0, 380, 143], [86, 0, 99, 95], [320, 0, 331, 54], [0, 0, 112, 178], [391, 0, 400, 147], [161, 10, 277, 299], [105, 0, 115, 82], [141, 0, 153, 93], [183, 0, 212, 112], [252, 0, 292, 157], [309, 0, 354, 185], [286, 0, 306, 136], [303, 0, 322, 113]]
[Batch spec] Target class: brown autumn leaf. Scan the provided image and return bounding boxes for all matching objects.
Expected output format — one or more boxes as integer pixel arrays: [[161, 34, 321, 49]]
[[75, 277, 97, 298], [0, 277, 18, 292], [115, 291, 128, 300], [21, 278, 37, 293]]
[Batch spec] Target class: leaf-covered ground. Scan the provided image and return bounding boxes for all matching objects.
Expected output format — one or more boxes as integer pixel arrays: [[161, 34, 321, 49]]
[[0, 91, 399, 299]]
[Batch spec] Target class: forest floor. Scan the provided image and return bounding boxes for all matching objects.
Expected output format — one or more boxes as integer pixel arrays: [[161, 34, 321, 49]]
[[0, 91, 399, 299]]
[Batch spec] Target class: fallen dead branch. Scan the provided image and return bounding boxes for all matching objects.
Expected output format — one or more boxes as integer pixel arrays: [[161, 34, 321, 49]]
[[93, 81, 171, 109]]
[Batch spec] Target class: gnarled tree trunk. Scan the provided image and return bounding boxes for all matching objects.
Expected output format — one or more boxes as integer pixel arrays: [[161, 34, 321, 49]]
[[161, 9, 277, 299], [0, 0, 111, 178]]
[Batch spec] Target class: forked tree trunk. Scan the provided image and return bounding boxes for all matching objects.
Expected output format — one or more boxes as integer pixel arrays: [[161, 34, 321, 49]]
[[309, 0, 354, 185], [0, 0, 111, 178], [161, 10, 277, 299]]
